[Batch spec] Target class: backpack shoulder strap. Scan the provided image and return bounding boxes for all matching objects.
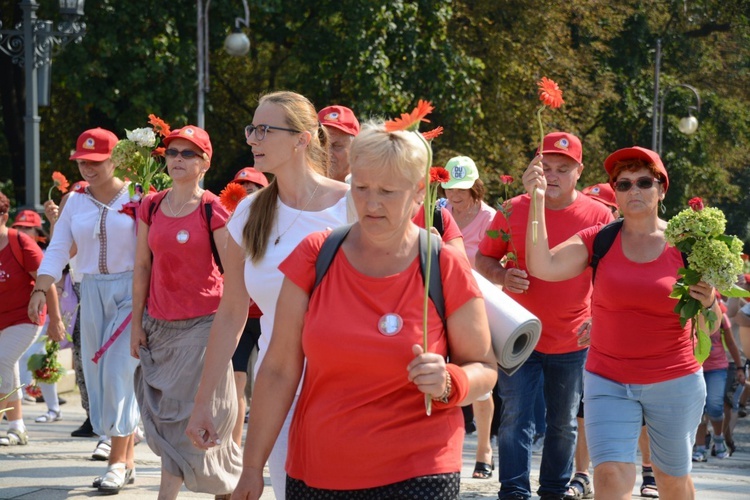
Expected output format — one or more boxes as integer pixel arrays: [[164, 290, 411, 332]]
[[7, 228, 31, 276], [432, 205, 444, 236], [313, 224, 353, 292], [203, 201, 224, 274], [418, 228, 446, 328], [591, 218, 624, 283], [146, 190, 169, 225]]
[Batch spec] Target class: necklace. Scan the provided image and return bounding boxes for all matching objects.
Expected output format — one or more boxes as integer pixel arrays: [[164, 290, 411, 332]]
[[166, 190, 199, 217], [274, 182, 320, 245]]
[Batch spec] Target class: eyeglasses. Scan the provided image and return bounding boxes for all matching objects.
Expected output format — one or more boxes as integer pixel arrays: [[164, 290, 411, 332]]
[[613, 177, 661, 192], [245, 124, 300, 142], [164, 148, 202, 159]]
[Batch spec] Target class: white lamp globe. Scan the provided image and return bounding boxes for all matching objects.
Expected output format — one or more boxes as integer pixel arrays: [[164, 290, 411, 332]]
[[224, 32, 250, 57], [678, 115, 699, 135]]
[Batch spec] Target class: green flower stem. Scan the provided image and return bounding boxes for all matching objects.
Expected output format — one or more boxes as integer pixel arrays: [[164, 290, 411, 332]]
[[533, 106, 546, 245], [415, 130, 434, 417]]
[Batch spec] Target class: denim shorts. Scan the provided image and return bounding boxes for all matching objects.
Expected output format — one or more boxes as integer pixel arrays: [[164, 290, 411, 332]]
[[584, 370, 705, 477], [702, 369, 727, 420]]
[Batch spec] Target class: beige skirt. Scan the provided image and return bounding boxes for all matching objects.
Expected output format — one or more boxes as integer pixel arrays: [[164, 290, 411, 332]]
[[134, 313, 241, 495]]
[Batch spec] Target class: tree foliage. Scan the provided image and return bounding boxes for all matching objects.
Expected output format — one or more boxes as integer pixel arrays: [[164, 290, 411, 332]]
[[0, 0, 748, 246]]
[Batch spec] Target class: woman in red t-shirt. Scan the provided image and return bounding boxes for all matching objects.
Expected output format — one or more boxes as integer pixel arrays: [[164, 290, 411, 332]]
[[524, 147, 718, 499], [130, 126, 241, 498], [234, 122, 497, 499], [0, 193, 65, 447]]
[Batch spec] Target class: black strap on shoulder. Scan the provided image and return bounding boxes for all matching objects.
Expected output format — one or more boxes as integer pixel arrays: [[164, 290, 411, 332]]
[[419, 228, 445, 328], [147, 191, 168, 225], [591, 218, 624, 283], [313, 225, 446, 327], [314, 224, 353, 290], [432, 205, 444, 236], [204, 202, 224, 274]]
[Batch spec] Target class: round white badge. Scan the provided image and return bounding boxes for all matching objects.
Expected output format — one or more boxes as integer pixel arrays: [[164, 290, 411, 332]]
[[176, 230, 190, 244], [378, 313, 403, 336]]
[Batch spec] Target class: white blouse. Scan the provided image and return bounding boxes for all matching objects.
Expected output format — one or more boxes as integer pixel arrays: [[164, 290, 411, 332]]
[[39, 186, 136, 282]]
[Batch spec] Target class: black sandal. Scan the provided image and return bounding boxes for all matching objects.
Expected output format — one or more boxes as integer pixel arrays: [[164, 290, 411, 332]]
[[472, 458, 494, 479], [564, 472, 593, 499], [640, 466, 658, 498]]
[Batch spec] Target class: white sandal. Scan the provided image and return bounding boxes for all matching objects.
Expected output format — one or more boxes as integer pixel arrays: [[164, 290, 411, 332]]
[[93, 466, 135, 488], [35, 410, 62, 423], [97, 463, 129, 494], [0, 429, 29, 446]]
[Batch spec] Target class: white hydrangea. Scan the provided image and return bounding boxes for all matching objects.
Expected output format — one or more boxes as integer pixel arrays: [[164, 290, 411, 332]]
[[126, 127, 157, 148]]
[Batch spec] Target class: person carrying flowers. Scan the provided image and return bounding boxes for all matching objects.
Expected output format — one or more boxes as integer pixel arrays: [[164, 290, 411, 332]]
[[524, 146, 721, 499], [30, 128, 140, 494]]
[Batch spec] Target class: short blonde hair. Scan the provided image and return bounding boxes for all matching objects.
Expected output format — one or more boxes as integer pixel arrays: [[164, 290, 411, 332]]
[[349, 121, 428, 186]]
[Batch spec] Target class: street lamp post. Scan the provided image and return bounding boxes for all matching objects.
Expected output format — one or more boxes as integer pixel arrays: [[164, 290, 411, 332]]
[[196, 0, 250, 129], [0, 0, 86, 210], [651, 39, 702, 156]]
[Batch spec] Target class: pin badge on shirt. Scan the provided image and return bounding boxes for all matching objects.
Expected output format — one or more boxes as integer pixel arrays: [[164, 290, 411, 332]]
[[378, 313, 403, 336], [176, 230, 190, 244]]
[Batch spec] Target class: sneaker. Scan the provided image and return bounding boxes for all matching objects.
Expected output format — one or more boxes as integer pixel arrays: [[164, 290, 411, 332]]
[[713, 437, 729, 459], [35, 409, 62, 423], [71, 417, 96, 438], [92, 438, 111, 461], [692, 446, 708, 462], [531, 433, 545, 454]]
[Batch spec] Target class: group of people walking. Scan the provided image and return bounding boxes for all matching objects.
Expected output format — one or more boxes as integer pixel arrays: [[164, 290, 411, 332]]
[[1, 89, 748, 500]]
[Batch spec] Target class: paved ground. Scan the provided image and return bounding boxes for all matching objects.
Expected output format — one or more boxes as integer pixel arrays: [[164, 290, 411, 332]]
[[2, 391, 750, 499]]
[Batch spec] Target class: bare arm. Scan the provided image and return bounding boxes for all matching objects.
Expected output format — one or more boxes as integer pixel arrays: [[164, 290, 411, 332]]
[[232, 277, 307, 500], [523, 156, 589, 281], [130, 219, 152, 358]]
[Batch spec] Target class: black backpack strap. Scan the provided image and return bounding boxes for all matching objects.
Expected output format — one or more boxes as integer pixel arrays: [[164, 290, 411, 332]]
[[147, 191, 168, 225], [204, 202, 224, 274], [591, 219, 624, 283], [419, 228, 446, 328], [432, 205, 444, 236], [313, 224, 354, 291]]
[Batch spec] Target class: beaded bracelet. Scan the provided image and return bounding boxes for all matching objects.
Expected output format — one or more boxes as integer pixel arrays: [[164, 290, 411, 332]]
[[30, 289, 47, 297]]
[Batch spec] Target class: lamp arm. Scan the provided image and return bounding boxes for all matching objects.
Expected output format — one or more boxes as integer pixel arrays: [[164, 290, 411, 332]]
[[235, 0, 250, 30]]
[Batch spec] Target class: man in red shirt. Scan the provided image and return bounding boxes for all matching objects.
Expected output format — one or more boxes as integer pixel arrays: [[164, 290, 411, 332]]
[[476, 132, 613, 500]]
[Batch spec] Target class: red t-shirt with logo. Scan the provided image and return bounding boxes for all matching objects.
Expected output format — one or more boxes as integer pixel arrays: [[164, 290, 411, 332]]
[[1, 230, 46, 329], [577, 225, 699, 384], [280, 230, 481, 489], [139, 191, 229, 321], [478, 193, 613, 354]]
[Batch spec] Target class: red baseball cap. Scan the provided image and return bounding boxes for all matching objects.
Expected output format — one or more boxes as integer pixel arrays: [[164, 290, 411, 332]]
[[537, 132, 583, 164], [604, 146, 669, 193], [70, 180, 89, 193], [163, 125, 213, 160], [12, 209, 42, 228], [582, 183, 618, 209], [233, 167, 268, 187], [69, 128, 119, 161], [317, 105, 360, 136]]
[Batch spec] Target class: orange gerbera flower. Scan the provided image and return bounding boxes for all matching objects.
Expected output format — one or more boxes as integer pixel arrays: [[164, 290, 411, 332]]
[[219, 182, 247, 213], [148, 114, 171, 137], [384, 100, 434, 132], [422, 126, 444, 141], [429, 166, 450, 184], [52, 171, 69, 193], [537, 77, 564, 109], [152, 147, 166, 157]]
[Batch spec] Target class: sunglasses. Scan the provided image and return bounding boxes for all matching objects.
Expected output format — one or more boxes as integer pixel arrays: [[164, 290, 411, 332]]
[[245, 124, 300, 142], [164, 148, 202, 159], [613, 177, 661, 192]]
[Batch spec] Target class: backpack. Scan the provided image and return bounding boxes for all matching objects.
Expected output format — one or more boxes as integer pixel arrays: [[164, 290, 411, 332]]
[[7, 228, 35, 278], [312, 224, 446, 328], [147, 191, 224, 274], [590, 219, 688, 283]]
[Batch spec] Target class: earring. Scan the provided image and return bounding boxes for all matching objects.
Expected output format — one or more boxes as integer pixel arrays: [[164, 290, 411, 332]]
[[659, 200, 666, 214]]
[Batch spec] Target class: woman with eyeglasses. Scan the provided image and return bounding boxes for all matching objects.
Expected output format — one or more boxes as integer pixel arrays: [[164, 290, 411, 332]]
[[186, 91, 349, 500], [524, 146, 716, 499], [130, 125, 242, 499], [30, 128, 141, 494]]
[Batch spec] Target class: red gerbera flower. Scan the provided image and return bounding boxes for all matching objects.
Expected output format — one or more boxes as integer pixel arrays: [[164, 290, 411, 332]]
[[537, 77, 564, 109], [148, 114, 171, 137], [429, 166, 450, 184], [153, 147, 166, 157], [688, 197, 704, 211], [500, 175, 514, 185], [52, 172, 69, 193], [220, 182, 248, 213], [385, 100, 434, 132], [422, 126, 444, 141]]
